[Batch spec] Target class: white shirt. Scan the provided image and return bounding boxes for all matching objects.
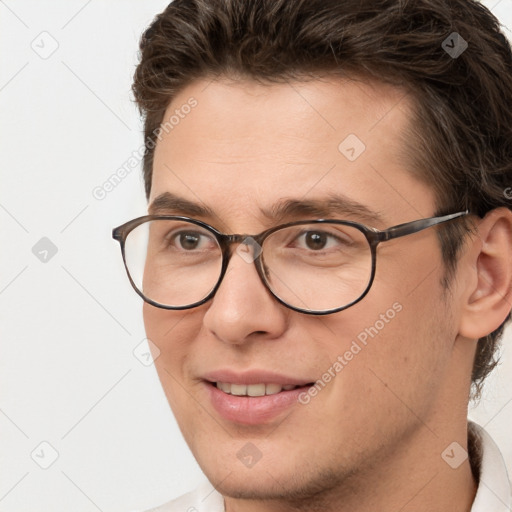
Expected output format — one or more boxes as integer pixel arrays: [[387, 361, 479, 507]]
[[471, 423, 511, 511], [135, 423, 511, 512]]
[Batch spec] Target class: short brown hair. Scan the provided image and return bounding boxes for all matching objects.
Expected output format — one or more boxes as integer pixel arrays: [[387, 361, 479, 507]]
[[132, 0, 512, 398]]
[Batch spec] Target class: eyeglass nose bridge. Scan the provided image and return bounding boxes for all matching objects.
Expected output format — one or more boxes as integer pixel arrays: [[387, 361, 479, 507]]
[[209, 232, 269, 305], [220, 233, 264, 264]]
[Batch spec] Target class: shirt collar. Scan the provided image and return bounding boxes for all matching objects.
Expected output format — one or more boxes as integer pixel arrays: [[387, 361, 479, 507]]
[[470, 422, 512, 512]]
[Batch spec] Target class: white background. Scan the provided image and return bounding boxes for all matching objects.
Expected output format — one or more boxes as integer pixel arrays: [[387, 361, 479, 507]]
[[1, 1, 511, 511]]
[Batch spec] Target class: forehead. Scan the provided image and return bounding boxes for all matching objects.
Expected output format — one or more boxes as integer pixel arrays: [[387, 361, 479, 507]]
[[151, 76, 435, 228]]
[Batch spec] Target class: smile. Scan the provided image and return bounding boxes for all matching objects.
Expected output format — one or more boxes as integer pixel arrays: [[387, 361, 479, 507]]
[[215, 382, 301, 396], [204, 376, 315, 425]]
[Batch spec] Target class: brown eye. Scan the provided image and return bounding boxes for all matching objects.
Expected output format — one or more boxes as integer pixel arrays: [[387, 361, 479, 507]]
[[168, 230, 216, 251], [177, 232, 202, 250], [304, 231, 328, 250]]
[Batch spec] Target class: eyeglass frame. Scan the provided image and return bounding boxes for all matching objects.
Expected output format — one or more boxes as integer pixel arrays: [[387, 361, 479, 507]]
[[112, 210, 469, 315]]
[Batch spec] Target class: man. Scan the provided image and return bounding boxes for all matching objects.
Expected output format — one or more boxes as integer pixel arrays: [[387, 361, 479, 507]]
[[115, 0, 512, 510]]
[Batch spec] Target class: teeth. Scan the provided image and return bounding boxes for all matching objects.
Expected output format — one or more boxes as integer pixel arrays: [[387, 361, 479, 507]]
[[265, 383, 283, 395], [247, 384, 266, 397], [219, 382, 231, 393], [230, 384, 247, 396], [215, 382, 298, 396]]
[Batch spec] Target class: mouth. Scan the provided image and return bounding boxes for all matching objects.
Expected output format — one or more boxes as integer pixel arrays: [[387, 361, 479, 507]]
[[203, 375, 315, 425]]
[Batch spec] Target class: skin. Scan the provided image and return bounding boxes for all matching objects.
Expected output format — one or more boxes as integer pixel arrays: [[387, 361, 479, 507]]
[[143, 76, 512, 512]]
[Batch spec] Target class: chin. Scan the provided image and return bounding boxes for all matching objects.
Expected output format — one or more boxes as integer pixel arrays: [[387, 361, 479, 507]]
[[211, 466, 350, 507], [197, 449, 347, 503]]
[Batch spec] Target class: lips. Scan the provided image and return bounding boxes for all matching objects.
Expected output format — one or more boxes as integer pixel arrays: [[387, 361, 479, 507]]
[[202, 370, 315, 425], [203, 369, 314, 387]]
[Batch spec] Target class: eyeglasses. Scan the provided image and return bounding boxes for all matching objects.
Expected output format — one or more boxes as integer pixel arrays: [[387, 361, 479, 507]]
[[112, 211, 469, 315]]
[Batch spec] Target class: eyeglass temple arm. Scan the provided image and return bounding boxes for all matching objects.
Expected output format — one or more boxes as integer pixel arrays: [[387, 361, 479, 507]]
[[377, 210, 469, 242]]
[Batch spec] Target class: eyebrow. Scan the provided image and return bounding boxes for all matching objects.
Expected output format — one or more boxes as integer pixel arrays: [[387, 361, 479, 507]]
[[149, 192, 215, 217], [148, 191, 383, 225], [261, 195, 384, 225]]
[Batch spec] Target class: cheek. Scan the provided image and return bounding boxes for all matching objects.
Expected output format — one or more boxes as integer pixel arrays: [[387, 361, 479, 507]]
[[307, 248, 452, 423], [143, 305, 213, 444], [345, 290, 451, 422], [142, 303, 199, 398], [143, 302, 199, 350]]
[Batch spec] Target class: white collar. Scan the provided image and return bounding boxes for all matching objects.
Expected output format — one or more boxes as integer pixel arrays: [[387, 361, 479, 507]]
[[470, 422, 512, 511]]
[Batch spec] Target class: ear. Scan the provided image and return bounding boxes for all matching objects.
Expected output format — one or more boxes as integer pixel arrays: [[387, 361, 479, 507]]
[[459, 208, 512, 339]]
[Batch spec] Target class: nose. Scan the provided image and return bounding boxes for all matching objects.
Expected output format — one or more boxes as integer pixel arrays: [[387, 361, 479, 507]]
[[202, 242, 289, 345]]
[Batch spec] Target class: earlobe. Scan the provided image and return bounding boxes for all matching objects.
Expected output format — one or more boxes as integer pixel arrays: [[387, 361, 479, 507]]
[[459, 208, 512, 340]]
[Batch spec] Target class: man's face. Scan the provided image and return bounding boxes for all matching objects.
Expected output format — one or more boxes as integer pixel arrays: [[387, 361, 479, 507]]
[[144, 77, 463, 500]]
